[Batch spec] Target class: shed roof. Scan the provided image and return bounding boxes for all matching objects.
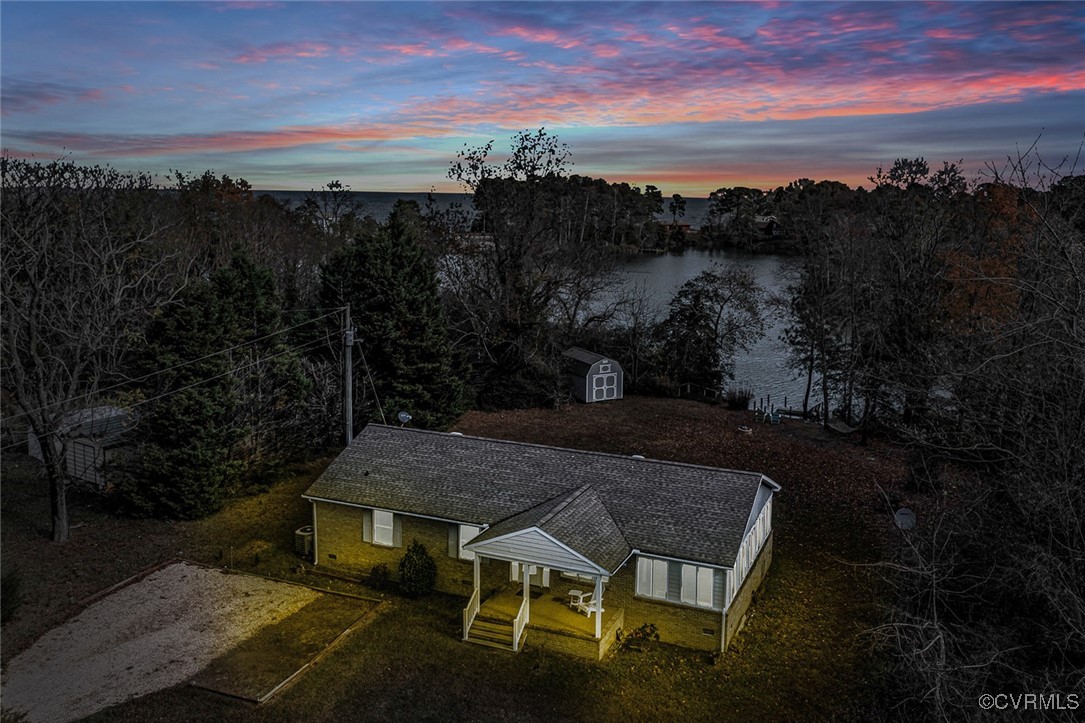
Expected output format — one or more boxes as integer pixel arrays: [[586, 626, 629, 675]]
[[303, 425, 776, 569], [562, 347, 609, 366], [60, 406, 136, 447]]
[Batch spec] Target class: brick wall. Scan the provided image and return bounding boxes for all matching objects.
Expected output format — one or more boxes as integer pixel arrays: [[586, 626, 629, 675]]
[[312, 501, 476, 596], [313, 500, 774, 655], [603, 565, 724, 652], [529, 608, 624, 661], [723, 530, 773, 649]]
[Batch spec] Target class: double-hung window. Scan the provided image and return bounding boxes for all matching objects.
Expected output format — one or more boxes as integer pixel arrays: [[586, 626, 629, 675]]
[[373, 509, 395, 546]]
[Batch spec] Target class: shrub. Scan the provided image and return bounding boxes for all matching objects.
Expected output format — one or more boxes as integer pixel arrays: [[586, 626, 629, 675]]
[[368, 563, 391, 591], [1, 568, 22, 624], [398, 540, 437, 597], [725, 386, 753, 410], [620, 622, 660, 651]]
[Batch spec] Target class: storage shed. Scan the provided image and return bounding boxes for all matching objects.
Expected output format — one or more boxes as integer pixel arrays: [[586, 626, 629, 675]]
[[563, 347, 623, 403], [27, 406, 136, 488]]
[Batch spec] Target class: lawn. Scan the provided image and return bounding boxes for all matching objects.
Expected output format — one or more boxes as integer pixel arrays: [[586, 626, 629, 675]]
[[2, 396, 905, 721]]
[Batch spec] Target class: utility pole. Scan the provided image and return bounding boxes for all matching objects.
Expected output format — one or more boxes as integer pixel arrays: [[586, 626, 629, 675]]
[[343, 304, 353, 446]]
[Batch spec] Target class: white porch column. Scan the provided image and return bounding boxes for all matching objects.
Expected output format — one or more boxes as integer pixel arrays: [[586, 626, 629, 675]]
[[594, 574, 603, 639], [473, 555, 480, 596], [523, 563, 531, 625], [310, 500, 319, 565]]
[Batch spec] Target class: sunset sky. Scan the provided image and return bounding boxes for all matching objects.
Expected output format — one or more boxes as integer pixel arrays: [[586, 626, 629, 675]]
[[2, 1, 1083, 195]]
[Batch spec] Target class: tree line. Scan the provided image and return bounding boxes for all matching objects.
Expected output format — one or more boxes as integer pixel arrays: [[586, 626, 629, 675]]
[[3, 133, 1082, 720]]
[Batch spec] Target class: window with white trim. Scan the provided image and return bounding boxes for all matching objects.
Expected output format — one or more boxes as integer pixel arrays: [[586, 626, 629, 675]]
[[458, 524, 481, 560], [680, 564, 715, 608], [373, 509, 395, 546], [636, 557, 669, 599]]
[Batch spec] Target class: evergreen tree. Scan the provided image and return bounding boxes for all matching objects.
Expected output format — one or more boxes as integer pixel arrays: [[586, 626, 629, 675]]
[[118, 255, 309, 518], [117, 281, 241, 518], [321, 200, 465, 429], [213, 255, 311, 469]]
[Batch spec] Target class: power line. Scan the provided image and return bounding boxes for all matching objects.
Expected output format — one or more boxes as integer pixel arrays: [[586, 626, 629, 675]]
[[0, 332, 336, 455], [4, 308, 344, 422], [120, 333, 335, 413]]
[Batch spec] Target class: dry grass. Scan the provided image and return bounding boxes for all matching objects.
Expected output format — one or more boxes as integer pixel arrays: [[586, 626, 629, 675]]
[[3, 395, 909, 721]]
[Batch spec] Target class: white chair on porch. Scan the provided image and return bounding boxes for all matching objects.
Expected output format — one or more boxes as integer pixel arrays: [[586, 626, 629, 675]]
[[575, 594, 603, 617]]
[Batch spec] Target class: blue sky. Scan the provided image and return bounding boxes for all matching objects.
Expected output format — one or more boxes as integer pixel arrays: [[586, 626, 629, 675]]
[[2, 1, 1082, 194]]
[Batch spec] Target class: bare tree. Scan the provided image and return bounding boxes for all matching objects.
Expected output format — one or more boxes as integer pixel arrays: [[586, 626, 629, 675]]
[[1, 158, 180, 542], [443, 129, 622, 405], [871, 146, 1084, 721]]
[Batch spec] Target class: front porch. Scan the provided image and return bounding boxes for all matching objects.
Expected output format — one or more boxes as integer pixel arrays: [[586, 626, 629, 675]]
[[467, 584, 624, 661]]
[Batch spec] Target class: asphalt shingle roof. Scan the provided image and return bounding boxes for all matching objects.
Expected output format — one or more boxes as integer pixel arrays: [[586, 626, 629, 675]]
[[472, 485, 632, 572], [303, 425, 775, 569]]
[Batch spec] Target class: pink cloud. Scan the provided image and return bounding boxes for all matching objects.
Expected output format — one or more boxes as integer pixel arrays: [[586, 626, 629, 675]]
[[231, 41, 333, 64], [380, 42, 442, 58], [497, 25, 582, 49], [9, 121, 460, 158], [925, 27, 977, 41], [215, 2, 287, 11], [824, 12, 898, 35], [1, 80, 107, 116], [444, 37, 503, 54], [669, 24, 753, 53]]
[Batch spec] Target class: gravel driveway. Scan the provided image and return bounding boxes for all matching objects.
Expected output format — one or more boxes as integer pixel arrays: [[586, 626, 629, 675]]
[[1, 561, 320, 723]]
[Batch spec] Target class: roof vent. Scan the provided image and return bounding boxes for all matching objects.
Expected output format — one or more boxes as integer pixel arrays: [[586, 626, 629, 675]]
[[631, 454, 645, 460], [449, 432, 464, 436]]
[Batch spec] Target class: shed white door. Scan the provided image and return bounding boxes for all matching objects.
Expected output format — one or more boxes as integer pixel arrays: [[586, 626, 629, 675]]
[[592, 373, 618, 401]]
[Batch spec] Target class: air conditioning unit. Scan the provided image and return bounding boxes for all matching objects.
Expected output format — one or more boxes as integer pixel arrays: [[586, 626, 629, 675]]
[[295, 525, 314, 561]]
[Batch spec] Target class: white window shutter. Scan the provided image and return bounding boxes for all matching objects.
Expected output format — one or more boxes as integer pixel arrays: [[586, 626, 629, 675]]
[[680, 564, 696, 604], [652, 559, 668, 598], [636, 557, 651, 596], [697, 567, 714, 607], [362, 509, 373, 543]]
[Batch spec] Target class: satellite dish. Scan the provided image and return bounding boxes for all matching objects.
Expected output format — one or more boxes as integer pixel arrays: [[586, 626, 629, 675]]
[[396, 411, 412, 425], [894, 508, 916, 530]]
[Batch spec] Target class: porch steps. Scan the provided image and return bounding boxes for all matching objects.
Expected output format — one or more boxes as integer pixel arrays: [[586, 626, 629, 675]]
[[467, 617, 515, 651]]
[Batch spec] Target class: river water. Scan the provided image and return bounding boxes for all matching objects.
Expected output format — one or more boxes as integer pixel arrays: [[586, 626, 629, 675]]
[[258, 190, 804, 408], [616, 249, 808, 409]]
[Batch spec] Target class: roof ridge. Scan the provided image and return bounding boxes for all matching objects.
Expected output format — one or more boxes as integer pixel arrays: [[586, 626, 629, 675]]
[[536, 484, 633, 561], [534, 484, 593, 528], [364, 423, 765, 479]]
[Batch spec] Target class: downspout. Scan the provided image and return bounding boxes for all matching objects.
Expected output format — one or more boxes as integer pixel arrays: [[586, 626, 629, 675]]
[[311, 500, 319, 565]]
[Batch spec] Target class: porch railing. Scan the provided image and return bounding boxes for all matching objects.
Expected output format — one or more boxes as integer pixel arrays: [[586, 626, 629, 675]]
[[462, 587, 480, 641], [512, 594, 530, 651]]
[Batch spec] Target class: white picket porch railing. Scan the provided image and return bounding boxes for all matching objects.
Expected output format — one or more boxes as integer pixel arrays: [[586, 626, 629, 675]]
[[511, 594, 530, 651], [462, 587, 480, 640]]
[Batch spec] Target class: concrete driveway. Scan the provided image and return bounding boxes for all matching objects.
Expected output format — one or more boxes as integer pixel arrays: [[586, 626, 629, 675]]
[[1, 561, 320, 723]]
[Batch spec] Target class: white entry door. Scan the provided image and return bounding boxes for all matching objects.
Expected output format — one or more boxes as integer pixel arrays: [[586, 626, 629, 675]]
[[592, 373, 618, 401]]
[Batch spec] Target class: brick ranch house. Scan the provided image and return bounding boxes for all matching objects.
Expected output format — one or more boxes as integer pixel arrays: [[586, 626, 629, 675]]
[[303, 425, 778, 660]]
